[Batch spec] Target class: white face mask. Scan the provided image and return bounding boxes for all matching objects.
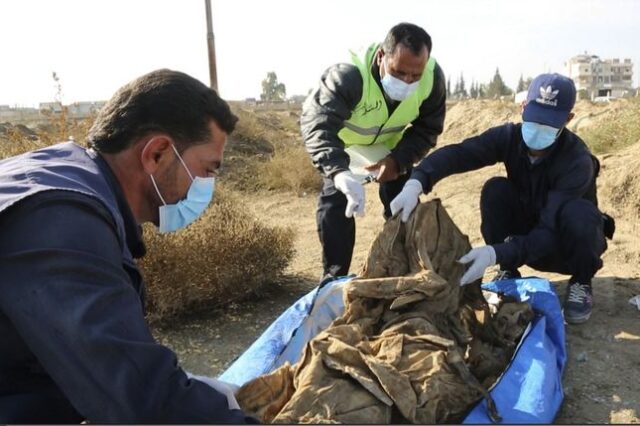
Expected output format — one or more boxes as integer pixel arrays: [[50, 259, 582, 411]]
[[380, 59, 419, 101]]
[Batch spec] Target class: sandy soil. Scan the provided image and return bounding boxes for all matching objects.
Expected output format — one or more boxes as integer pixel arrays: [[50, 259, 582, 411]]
[[153, 102, 640, 423]]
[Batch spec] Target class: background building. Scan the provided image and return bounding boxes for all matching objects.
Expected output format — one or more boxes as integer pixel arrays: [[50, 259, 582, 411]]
[[565, 52, 634, 100]]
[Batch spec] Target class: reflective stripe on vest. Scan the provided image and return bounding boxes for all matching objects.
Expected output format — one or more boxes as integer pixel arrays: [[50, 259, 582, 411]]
[[338, 43, 436, 150]]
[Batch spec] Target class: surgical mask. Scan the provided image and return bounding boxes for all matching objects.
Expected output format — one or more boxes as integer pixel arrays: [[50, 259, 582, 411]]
[[380, 60, 419, 101], [150, 144, 215, 233], [521, 121, 561, 151]]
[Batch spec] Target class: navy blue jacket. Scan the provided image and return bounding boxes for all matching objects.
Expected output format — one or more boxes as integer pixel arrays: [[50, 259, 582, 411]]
[[0, 143, 255, 424], [411, 123, 598, 269]]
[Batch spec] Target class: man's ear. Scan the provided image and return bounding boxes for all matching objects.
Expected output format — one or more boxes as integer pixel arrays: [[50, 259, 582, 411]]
[[376, 48, 385, 67], [520, 100, 527, 114], [140, 135, 174, 175], [566, 112, 575, 124]]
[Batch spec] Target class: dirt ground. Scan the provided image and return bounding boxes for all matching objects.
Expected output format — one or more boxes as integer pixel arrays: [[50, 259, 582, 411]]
[[153, 103, 640, 424]]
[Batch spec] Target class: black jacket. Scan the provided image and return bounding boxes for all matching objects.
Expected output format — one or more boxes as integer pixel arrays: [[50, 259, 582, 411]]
[[411, 123, 599, 268], [301, 57, 447, 178]]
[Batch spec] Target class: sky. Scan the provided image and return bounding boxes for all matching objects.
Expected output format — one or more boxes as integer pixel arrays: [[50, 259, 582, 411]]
[[1, 0, 639, 107]]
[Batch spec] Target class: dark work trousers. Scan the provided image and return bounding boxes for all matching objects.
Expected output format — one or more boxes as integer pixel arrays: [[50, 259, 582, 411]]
[[316, 172, 411, 277], [480, 176, 607, 284]]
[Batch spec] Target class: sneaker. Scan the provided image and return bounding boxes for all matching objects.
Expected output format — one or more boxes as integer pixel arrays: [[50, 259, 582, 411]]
[[564, 282, 593, 324], [491, 269, 521, 281]]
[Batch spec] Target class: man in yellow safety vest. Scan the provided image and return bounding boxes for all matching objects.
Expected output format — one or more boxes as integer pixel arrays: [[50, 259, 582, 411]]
[[302, 22, 447, 278]]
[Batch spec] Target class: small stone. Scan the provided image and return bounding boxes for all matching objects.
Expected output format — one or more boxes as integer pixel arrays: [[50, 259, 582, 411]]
[[564, 386, 573, 398], [576, 352, 588, 363]]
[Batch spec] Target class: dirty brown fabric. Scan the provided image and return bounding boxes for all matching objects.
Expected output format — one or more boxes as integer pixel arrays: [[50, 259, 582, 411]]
[[237, 200, 532, 424]]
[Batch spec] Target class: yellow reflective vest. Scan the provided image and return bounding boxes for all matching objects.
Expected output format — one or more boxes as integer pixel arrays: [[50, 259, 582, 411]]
[[338, 43, 436, 150]]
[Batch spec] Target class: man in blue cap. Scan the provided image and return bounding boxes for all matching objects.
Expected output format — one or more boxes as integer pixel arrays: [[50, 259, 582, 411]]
[[390, 73, 614, 324]]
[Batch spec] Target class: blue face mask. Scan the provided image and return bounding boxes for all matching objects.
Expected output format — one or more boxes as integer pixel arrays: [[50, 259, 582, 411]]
[[521, 121, 561, 151], [380, 60, 419, 101], [150, 144, 215, 233]]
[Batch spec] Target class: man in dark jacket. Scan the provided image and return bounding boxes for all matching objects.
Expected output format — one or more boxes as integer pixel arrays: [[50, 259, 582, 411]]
[[390, 73, 611, 324], [302, 22, 446, 279], [0, 70, 256, 423]]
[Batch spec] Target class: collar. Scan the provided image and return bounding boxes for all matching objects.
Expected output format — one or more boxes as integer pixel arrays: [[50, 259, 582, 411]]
[[88, 148, 147, 259]]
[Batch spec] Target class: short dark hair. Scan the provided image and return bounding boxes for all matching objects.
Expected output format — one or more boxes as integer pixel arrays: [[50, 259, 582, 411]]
[[88, 69, 238, 153], [381, 22, 432, 56]]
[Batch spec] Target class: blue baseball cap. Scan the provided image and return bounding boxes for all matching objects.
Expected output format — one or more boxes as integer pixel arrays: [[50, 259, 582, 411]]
[[523, 73, 576, 129]]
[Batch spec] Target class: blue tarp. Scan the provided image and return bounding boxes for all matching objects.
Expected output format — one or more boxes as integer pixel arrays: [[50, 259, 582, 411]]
[[221, 277, 566, 424]]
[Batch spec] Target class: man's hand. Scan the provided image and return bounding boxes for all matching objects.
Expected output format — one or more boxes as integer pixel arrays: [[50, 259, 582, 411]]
[[333, 171, 366, 217], [390, 179, 423, 222], [187, 373, 241, 410], [365, 155, 400, 183], [458, 246, 496, 286]]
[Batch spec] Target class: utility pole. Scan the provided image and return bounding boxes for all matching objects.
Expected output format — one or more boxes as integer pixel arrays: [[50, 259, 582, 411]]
[[204, 0, 218, 92]]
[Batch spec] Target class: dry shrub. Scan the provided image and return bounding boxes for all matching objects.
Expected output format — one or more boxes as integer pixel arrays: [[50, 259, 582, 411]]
[[258, 144, 322, 194], [0, 117, 94, 160], [0, 125, 48, 159], [139, 189, 296, 323], [223, 105, 321, 194], [36, 115, 94, 147], [228, 107, 291, 155]]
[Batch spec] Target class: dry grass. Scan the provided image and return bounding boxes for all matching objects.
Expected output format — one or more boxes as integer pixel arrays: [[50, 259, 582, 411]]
[[0, 124, 47, 159], [576, 97, 640, 154], [258, 144, 321, 194], [0, 112, 94, 159], [223, 105, 321, 194]]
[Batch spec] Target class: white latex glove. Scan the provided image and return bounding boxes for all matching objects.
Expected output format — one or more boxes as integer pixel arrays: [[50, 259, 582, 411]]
[[458, 246, 497, 286], [333, 171, 365, 218], [186, 372, 241, 410], [390, 179, 423, 222]]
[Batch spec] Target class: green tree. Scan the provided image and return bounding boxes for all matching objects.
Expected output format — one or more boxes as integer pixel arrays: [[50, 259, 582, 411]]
[[478, 83, 486, 99], [485, 68, 513, 99], [469, 81, 478, 99], [260, 72, 286, 101], [459, 74, 467, 99], [453, 73, 467, 99], [516, 74, 533, 92]]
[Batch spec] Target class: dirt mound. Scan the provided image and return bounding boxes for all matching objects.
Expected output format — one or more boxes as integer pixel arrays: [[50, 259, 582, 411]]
[[0, 122, 38, 142], [599, 142, 640, 218], [440, 100, 520, 145], [569, 99, 632, 133], [440, 98, 640, 151]]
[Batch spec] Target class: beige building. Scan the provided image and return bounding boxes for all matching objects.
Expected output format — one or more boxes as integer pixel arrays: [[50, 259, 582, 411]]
[[565, 53, 634, 100]]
